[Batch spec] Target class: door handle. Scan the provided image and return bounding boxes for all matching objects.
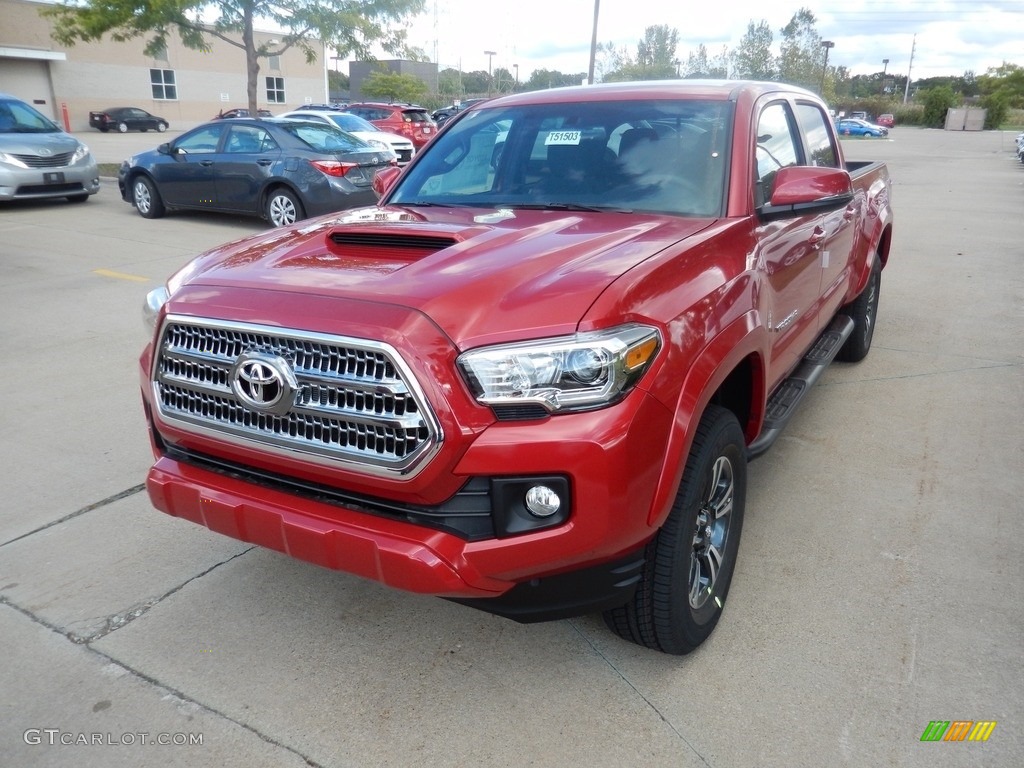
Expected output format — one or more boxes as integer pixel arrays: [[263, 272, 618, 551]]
[[843, 205, 856, 221], [199, 160, 214, 167], [808, 225, 827, 247], [257, 159, 273, 166]]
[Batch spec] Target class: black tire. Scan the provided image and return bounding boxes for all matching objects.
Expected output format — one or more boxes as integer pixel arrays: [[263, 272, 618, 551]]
[[132, 175, 165, 219], [99, 126, 109, 133], [604, 405, 747, 655], [837, 257, 881, 363], [265, 188, 303, 227], [157, 122, 168, 133], [117, 122, 128, 133]]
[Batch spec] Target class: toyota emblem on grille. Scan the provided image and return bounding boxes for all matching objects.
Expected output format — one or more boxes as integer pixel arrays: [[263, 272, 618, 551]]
[[230, 352, 298, 415]]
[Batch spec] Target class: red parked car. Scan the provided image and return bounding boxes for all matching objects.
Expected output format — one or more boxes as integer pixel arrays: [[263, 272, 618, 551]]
[[344, 102, 437, 149], [877, 113, 895, 128]]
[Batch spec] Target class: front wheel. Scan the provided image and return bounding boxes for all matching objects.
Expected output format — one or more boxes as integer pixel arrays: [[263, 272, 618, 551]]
[[132, 175, 165, 219], [157, 122, 168, 133], [837, 257, 881, 362], [117, 122, 128, 133], [604, 405, 747, 654], [265, 188, 303, 227]]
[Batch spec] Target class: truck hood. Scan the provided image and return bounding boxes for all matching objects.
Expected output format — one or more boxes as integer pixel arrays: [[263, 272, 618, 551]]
[[178, 205, 716, 348]]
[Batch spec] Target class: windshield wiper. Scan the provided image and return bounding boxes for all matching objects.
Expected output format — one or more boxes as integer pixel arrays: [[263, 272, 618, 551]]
[[509, 202, 633, 213]]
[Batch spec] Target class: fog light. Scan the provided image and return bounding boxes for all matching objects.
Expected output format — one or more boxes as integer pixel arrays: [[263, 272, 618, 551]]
[[525, 485, 561, 517]]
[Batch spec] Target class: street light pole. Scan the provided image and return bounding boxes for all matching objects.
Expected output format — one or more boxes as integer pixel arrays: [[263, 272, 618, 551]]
[[820, 40, 835, 94], [587, 0, 600, 85], [484, 50, 496, 95], [881, 58, 889, 94], [513, 64, 519, 90]]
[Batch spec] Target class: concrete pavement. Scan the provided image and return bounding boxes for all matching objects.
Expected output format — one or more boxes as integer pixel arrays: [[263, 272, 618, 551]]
[[0, 127, 1021, 767]]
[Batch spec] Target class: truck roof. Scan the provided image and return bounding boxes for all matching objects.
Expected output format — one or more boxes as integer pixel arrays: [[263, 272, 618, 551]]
[[485, 79, 822, 107]]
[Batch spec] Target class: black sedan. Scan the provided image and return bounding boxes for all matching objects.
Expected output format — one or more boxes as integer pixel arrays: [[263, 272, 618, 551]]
[[89, 107, 169, 133], [118, 118, 396, 227]]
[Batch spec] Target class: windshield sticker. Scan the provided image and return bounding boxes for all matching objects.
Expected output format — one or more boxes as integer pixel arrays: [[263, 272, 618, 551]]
[[544, 130, 582, 146]]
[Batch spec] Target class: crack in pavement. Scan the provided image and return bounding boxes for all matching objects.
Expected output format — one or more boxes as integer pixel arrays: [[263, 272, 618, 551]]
[[566, 619, 713, 767], [0, 483, 147, 549], [0, 599, 324, 767]]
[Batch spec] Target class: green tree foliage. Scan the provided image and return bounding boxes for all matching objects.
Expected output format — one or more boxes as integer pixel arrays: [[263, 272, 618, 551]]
[[978, 62, 1024, 108], [42, 0, 424, 115], [361, 69, 428, 102], [437, 67, 464, 97], [777, 8, 824, 91], [732, 20, 775, 80], [921, 85, 958, 127], [523, 69, 586, 90], [636, 24, 679, 78]]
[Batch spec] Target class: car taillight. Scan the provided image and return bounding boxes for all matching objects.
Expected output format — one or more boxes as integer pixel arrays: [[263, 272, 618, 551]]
[[311, 160, 358, 177]]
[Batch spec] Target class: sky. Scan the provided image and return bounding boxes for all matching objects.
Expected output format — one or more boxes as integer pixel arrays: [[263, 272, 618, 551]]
[[399, 0, 1024, 82]]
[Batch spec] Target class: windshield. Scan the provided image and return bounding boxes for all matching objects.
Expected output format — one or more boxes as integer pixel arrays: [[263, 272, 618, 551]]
[[0, 99, 62, 134], [390, 99, 731, 217]]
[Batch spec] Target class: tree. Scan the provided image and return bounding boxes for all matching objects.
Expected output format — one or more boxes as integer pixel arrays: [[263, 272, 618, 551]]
[[777, 8, 824, 91], [732, 20, 775, 80], [361, 70, 428, 102], [921, 85, 958, 127], [437, 67, 464, 97], [43, 0, 425, 116], [636, 24, 679, 79]]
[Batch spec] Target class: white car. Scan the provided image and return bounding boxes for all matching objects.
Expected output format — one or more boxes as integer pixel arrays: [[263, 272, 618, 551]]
[[277, 110, 415, 165]]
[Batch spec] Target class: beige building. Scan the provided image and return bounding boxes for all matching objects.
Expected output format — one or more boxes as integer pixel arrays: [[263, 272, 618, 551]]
[[0, 0, 329, 131]]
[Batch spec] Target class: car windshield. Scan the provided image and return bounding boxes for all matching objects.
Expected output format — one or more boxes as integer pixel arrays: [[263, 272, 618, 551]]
[[389, 98, 731, 217], [0, 99, 61, 134], [279, 122, 373, 153]]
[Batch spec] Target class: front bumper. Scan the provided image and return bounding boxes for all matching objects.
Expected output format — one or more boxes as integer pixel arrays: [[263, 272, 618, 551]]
[[0, 162, 101, 201]]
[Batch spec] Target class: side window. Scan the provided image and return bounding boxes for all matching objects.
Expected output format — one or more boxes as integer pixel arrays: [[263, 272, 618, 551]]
[[754, 102, 799, 207], [266, 76, 285, 104], [176, 125, 224, 154], [226, 125, 274, 154], [795, 102, 839, 168]]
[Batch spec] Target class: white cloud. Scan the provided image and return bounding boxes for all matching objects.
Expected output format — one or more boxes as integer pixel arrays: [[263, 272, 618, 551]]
[[403, 0, 1024, 80]]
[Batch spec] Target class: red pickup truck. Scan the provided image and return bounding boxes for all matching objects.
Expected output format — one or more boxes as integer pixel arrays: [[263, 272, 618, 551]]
[[140, 81, 892, 654]]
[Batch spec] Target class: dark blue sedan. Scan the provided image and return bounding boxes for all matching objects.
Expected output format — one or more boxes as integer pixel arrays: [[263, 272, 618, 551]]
[[836, 118, 889, 138], [118, 118, 396, 227]]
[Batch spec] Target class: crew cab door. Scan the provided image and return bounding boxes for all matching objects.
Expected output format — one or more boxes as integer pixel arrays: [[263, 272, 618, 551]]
[[752, 101, 824, 388], [793, 101, 858, 321]]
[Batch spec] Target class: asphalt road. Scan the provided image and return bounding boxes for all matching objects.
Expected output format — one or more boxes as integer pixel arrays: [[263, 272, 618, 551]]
[[1, 128, 1021, 767]]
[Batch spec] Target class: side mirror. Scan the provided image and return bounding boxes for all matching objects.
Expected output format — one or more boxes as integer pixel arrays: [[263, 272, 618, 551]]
[[372, 165, 402, 198], [157, 142, 171, 155], [765, 166, 854, 215]]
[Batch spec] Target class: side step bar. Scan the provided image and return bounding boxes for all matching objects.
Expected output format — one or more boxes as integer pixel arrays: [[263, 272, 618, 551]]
[[747, 314, 854, 460]]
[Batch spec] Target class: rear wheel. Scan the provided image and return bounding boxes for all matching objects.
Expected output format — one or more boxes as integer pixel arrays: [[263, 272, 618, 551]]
[[604, 405, 747, 654], [265, 188, 303, 227], [132, 176, 165, 219], [837, 257, 881, 362]]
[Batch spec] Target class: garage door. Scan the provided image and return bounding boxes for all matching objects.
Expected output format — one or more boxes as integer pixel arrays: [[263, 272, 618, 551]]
[[0, 57, 57, 119]]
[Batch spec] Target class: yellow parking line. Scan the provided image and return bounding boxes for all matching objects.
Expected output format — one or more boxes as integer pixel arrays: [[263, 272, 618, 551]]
[[93, 268, 149, 283]]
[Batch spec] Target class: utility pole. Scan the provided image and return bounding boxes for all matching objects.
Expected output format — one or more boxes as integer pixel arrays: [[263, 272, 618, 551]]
[[903, 35, 916, 104], [587, 0, 600, 85], [484, 50, 496, 96]]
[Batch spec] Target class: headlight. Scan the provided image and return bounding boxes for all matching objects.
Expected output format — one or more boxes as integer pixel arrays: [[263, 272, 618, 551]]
[[142, 286, 169, 333], [457, 324, 660, 413], [71, 144, 91, 164], [368, 139, 388, 150], [0, 151, 27, 168]]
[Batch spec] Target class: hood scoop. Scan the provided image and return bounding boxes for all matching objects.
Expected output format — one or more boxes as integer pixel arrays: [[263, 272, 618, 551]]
[[327, 231, 460, 261]]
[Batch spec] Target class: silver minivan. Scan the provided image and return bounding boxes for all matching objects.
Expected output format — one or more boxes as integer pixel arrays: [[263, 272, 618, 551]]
[[0, 93, 100, 204]]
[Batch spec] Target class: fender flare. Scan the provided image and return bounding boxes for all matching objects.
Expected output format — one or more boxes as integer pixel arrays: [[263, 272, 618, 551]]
[[645, 310, 767, 527]]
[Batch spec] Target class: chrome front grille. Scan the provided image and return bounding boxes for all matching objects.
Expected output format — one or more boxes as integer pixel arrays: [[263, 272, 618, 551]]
[[152, 316, 441, 476], [14, 152, 75, 168]]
